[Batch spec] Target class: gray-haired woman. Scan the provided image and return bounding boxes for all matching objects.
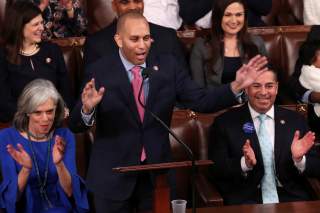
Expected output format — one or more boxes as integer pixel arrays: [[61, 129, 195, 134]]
[[0, 79, 88, 213]]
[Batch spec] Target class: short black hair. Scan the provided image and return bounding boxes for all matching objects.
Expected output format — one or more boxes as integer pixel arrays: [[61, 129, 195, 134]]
[[300, 40, 320, 65]]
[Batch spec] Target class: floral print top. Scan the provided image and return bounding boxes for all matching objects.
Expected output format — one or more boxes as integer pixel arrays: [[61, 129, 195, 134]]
[[33, 0, 88, 39]]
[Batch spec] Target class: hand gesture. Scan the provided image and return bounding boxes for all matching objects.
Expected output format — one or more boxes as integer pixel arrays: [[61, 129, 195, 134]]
[[81, 78, 105, 114], [242, 139, 257, 168], [39, 0, 50, 11], [7, 143, 32, 170], [291, 130, 315, 162], [52, 135, 66, 165], [231, 55, 268, 93], [60, 0, 73, 9]]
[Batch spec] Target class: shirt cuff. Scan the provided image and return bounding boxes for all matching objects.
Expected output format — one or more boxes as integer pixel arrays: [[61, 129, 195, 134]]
[[81, 107, 95, 126], [234, 90, 244, 103], [294, 155, 306, 173], [241, 156, 253, 173], [302, 90, 312, 104]]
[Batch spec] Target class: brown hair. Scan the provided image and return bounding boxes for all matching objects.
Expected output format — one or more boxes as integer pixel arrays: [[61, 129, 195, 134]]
[[1, 1, 42, 64], [208, 0, 259, 65]]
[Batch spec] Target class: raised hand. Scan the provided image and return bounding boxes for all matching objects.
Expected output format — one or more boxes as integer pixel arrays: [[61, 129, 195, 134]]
[[52, 135, 66, 165], [7, 143, 32, 170], [81, 78, 105, 114], [60, 0, 73, 8], [291, 130, 315, 162], [231, 55, 268, 94], [39, 0, 50, 11], [242, 139, 257, 168]]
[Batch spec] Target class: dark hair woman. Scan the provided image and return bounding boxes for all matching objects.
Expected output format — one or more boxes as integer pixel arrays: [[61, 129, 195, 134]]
[[0, 1, 73, 122], [190, 0, 267, 88]]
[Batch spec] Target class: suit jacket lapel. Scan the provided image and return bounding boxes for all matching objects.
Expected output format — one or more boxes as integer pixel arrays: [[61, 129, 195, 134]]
[[143, 53, 162, 125], [112, 54, 142, 124], [274, 107, 286, 166], [240, 105, 264, 167]]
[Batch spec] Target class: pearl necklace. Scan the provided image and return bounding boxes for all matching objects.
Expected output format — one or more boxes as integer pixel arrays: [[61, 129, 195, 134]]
[[20, 44, 39, 56]]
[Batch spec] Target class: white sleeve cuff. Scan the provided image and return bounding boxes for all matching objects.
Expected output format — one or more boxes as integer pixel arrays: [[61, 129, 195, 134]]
[[294, 155, 306, 173], [81, 107, 95, 126], [302, 90, 312, 104], [241, 156, 253, 173]]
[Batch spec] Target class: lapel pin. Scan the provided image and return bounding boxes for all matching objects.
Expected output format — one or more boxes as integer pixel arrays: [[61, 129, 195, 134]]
[[153, 65, 159, 71], [46, 57, 52, 63], [280, 120, 285, 125]]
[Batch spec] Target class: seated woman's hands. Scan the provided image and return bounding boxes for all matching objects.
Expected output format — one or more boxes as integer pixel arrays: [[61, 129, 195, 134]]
[[53, 135, 66, 166], [6, 143, 32, 171]]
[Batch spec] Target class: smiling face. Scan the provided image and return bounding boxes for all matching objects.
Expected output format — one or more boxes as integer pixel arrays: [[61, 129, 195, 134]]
[[114, 16, 151, 65], [23, 14, 44, 45], [112, 0, 144, 16], [221, 2, 245, 37], [245, 70, 278, 114], [28, 98, 56, 136]]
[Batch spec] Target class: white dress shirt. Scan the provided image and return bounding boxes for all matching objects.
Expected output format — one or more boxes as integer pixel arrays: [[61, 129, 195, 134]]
[[303, 0, 320, 25], [143, 0, 182, 30]]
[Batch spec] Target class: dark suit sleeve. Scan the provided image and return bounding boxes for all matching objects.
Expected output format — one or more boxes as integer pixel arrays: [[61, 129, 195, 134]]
[[173, 55, 237, 112], [208, 116, 246, 180], [178, 0, 213, 24], [305, 150, 320, 177]]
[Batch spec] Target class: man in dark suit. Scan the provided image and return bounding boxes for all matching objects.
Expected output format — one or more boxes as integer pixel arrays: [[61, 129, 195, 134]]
[[84, 0, 188, 71], [209, 68, 320, 205], [69, 12, 267, 213]]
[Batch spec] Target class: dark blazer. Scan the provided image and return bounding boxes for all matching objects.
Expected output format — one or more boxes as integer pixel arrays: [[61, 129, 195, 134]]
[[208, 104, 320, 205], [69, 50, 238, 200], [83, 20, 188, 71], [190, 35, 267, 88]]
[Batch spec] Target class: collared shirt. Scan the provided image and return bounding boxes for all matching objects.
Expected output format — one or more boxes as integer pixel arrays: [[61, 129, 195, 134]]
[[81, 50, 149, 125], [241, 103, 306, 176], [118, 50, 149, 101], [143, 0, 182, 30]]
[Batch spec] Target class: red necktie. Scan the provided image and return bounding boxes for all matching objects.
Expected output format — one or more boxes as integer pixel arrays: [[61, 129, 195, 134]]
[[131, 66, 146, 161]]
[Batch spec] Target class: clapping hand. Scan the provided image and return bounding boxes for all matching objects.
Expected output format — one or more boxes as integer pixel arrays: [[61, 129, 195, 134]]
[[242, 139, 257, 168], [291, 130, 315, 162], [231, 55, 268, 94], [7, 143, 32, 170], [81, 78, 105, 114], [53, 135, 66, 165]]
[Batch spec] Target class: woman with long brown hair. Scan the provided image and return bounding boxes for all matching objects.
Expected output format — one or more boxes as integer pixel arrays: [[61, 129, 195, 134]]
[[190, 0, 267, 88]]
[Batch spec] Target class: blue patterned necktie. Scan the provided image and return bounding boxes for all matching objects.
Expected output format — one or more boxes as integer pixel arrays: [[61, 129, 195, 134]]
[[257, 114, 279, 204]]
